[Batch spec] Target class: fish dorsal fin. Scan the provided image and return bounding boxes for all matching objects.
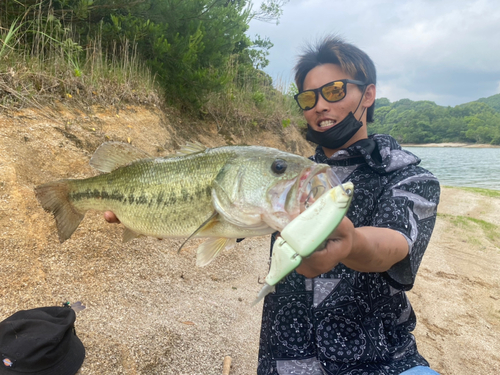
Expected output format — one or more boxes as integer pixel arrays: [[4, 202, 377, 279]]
[[176, 141, 206, 156], [90, 142, 152, 173], [177, 211, 218, 254], [196, 237, 237, 267]]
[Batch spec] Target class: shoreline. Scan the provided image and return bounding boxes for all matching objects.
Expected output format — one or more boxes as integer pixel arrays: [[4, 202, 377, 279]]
[[441, 185, 500, 192], [402, 142, 500, 148]]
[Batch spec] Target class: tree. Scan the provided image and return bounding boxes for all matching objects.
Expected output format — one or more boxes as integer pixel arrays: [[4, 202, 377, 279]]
[[251, 0, 290, 24], [2, 0, 290, 111], [370, 96, 500, 144]]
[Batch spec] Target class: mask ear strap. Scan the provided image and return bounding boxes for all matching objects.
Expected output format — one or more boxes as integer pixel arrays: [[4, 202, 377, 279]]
[[353, 85, 368, 121]]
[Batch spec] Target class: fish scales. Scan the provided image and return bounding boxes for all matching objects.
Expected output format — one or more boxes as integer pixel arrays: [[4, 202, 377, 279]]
[[66, 148, 235, 238], [36, 142, 336, 265]]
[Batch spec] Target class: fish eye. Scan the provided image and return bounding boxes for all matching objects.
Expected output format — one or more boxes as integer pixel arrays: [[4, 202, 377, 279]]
[[271, 159, 287, 174]]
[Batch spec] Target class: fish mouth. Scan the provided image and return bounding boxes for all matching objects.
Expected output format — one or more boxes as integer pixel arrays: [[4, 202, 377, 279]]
[[292, 164, 337, 214], [268, 164, 337, 229]]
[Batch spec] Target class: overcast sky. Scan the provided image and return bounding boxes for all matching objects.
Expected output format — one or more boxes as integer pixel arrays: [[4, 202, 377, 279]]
[[247, 0, 500, 107]]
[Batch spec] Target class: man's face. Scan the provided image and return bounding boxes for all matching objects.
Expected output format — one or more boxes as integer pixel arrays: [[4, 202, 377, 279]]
[[302, 63, 369, 145]]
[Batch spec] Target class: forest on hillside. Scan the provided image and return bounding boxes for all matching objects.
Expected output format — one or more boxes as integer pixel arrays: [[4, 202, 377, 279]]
[[370, 94, 500, 145], [1, 1, 500, 145], [0, 0, 285, 104], [1, 0, 292, 124]]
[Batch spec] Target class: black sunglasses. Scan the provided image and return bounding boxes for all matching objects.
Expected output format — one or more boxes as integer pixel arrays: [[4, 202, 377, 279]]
[[294, 79, 366, 111]]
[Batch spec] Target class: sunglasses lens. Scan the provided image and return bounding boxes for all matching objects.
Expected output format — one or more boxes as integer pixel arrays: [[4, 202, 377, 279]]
[[322, 81, 345, 102], [296, 91, 317, 110]]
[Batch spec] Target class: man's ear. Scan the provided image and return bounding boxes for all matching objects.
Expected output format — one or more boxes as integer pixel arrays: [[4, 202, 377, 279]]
[[362, 84, 376, 108]]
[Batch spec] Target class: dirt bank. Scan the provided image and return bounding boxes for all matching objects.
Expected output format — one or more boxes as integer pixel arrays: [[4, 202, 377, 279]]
[[1, 106, 499, 374]]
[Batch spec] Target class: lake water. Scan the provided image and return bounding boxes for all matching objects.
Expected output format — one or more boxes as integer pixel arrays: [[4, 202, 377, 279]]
[[404, 147, 500, 191]]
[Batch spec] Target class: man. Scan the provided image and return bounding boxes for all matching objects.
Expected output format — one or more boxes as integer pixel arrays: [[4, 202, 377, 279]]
[[104, 36, 441, 375], [256, 36, 440, 375]]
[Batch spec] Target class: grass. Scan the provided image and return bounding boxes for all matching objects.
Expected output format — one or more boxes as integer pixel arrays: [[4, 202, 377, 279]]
[[0, 7, 301, 134], [438, 213, 500, 249], [0, 17, 162, 112], [0, 18, 23, 59], [202, 59, 303, 134], [466, 217, 500, 244], [451, 186, 500, 199]]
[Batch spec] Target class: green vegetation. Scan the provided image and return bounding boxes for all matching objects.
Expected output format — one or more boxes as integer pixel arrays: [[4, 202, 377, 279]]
[[370, 96, 500, 145], [466, 217, 499, 243], [0, 0, 300, 129], [1, 1, 499, 140], [453, 186, 500, 199], [438, 213, 500, 248], [477, 93, 500, 113]]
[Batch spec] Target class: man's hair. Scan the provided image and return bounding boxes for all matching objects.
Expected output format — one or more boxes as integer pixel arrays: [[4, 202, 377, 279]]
[[294, 35, 377, 122]]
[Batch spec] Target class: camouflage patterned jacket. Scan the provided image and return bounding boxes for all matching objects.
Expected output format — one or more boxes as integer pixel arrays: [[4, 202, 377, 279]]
[[257, 134, 440, 375]]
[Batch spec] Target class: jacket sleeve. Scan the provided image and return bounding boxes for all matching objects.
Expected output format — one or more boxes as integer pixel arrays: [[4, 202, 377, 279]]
[[371, 166, 441, 289]]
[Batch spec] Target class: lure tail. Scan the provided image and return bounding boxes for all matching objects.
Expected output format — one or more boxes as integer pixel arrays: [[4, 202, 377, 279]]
[[35, 180, 84, 243], [251, 283, 275, 307]]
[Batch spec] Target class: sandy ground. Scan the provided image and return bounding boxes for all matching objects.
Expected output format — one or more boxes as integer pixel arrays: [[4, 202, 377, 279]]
[[0, 106, 499, 374]]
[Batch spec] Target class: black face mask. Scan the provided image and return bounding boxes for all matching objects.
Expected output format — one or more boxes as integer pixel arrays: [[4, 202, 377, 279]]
[[306, 111, 364, 150]]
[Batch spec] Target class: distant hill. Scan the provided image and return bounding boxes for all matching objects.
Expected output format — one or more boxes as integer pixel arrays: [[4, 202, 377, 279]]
[[476, 93, 500, 113], [370, 94, 500, 145]]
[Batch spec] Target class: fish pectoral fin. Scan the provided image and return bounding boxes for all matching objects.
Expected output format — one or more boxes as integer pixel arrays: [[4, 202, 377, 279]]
[[122, 227, 142, 243], [90, 142, 152, 172], [177, 212, 219, 254], [196, 238, 237, 267]]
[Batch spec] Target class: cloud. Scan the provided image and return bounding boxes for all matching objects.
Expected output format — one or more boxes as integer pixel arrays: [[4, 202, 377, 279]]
[[248, 0, 500, 106]]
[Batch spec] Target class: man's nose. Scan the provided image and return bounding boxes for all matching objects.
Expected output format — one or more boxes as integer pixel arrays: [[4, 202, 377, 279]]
[[315, 94, 330, 112]]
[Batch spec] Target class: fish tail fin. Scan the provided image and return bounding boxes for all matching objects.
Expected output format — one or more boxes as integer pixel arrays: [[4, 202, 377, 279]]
[[35, 180, 84, 243]]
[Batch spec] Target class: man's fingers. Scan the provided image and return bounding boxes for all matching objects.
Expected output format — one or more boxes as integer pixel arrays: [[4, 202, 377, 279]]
[[104, 211, 120, 224]]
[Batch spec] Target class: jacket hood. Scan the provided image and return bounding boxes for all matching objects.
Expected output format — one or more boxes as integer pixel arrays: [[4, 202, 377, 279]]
[[311, 134, 421, 174]]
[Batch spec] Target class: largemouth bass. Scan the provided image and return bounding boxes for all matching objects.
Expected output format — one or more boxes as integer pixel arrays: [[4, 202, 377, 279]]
[[35, 142, 335, 266]]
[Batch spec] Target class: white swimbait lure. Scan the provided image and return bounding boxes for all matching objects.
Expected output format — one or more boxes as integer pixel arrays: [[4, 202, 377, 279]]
[[252, 182, 354, 305]]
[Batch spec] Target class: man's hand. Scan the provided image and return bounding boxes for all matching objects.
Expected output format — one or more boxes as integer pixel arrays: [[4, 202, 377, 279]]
[[295, 216, 355, 278], [295, 217, 409, 278], [104, 211, 120, 224], [103, 211, 163, 240]]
